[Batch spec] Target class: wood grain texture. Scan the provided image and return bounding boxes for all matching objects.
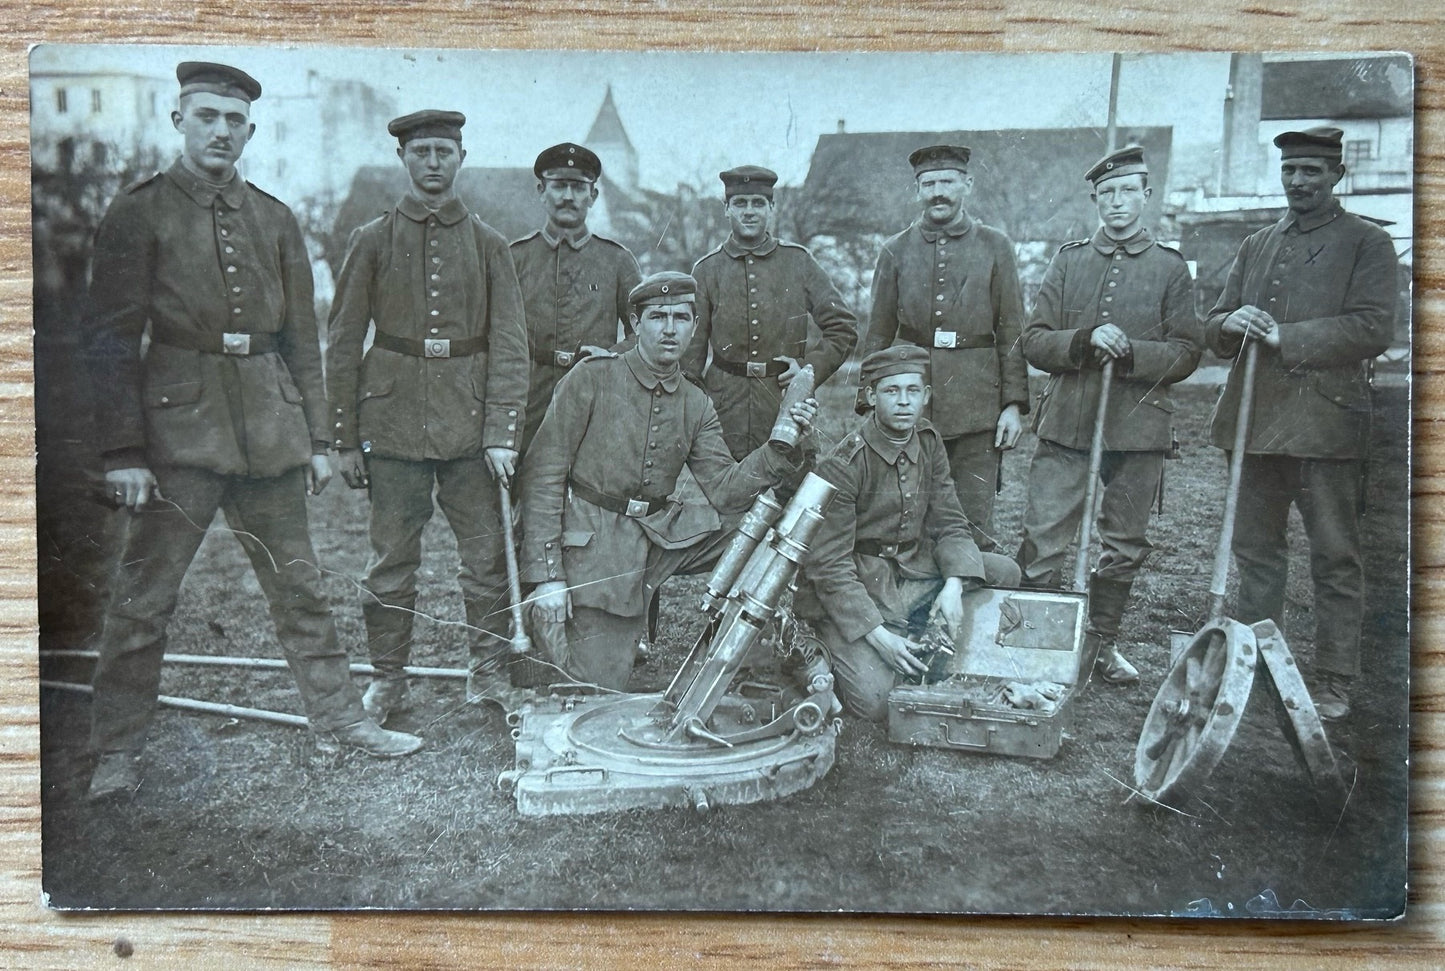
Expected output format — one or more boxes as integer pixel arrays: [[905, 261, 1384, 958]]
[[4, 2, 1443, 966]]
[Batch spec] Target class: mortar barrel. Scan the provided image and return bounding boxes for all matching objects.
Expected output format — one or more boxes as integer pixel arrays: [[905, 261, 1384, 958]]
[[701, 493, 782, 612]]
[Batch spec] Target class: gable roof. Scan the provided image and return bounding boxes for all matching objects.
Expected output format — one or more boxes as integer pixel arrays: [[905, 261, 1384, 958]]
[[1261, 55, 1412, 121], [795, 126, 1173, 245]]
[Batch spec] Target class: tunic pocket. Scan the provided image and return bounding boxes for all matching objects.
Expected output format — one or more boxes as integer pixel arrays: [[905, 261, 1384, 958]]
[[143, 379, 203, 408]]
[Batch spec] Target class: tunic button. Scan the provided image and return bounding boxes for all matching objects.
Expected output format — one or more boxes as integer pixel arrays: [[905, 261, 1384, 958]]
[[232, 286, 241, 293], [1108, 281, 1117, 288], [653, 406, 661, 413], [430, 327, 439, 335], [507, 423, 515, 431], [430, 309, 439, 316], [938, 278, 945, 284], [746, 258, 754, 265], [1101, 310, 1111, 317], [546, 542, 554, 548], [227, 266, 237, 273], [430, 240, 438, 247], [751, 319, 759, 325], [938, 263, 945, 269], [335, 421, 343, 428], [430, 290, 439, 297], [224, 246, 234, 254], [430, 274, 439, 281], [220, 229, 229, 238], [160, 396, 169, 404], [752, 335, 759, 341], [232, 307, 242, 315], [751, 350, 759, 357], [1111, 268, 1119, 274], [651, 425, 658, 432], [649, 442, 657, 449], [431, 256, 440, 264], [643, 479, 651, 486], [1115, 253, 1122, 260], [750, 303, 757, 309], [508, 410, 517, 417], [1104, 295, 1113, 302], [935, 310, 943, 317], [936, 294, 945, 301], [1271, 279, 1280, 286], [646, 460, 653, 467]]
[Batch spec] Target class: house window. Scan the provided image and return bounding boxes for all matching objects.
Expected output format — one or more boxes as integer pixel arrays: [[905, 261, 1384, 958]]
[[1345, 139, 1372, 166], [55, 88, 67, 113], [91, 141, 108, 167], [91, 88, 102, 113]]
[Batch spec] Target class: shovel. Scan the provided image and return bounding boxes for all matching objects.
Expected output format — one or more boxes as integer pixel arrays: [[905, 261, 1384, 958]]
[[1074, 358, 1114, 683]]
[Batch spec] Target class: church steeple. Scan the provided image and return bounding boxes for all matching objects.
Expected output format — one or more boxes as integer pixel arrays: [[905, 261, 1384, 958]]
[[585, 85, 638, 190]]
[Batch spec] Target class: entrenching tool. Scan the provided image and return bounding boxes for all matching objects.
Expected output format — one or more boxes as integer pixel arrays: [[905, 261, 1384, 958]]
[[1134, 341, 1346, 813], [498, 481, 532, 658], [1074, 358, 1114, 683]]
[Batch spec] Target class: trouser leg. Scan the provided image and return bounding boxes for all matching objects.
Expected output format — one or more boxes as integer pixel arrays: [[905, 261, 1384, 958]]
[[1094, 451, 1162, 582], [564, 606, 645, 692], [434, 457, 512, 674], [89, 467, 223, 755], [944, 430, 1001, 552], [815, 617, 898, 722], [226, 469, 365, 732], [1015, 440, 1089, 588], [1231, 454, 1295, 627], [362, 456, 436, 662], [1296, 458, 1367, 679]]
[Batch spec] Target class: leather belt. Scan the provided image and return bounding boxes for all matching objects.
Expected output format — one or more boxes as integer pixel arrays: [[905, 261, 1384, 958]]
[[855, 539, 919, 559], [532, 347, 580, 368], [150, 325, 278, 356], [931, 332, 995, 350], [569, 480, 665, 518], [712, 357, 788, 378], [373, 332, 486, 359]]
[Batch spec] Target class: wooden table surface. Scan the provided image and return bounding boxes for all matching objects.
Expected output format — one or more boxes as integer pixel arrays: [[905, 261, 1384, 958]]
[[4, 3, 1443, 967]]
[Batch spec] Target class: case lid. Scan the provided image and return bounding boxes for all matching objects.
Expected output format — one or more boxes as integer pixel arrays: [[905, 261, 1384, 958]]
[[944, 588, 1088, 687]]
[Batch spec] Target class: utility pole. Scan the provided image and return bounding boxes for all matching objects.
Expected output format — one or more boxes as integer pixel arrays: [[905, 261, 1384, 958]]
[[1106, 53, 1123, 153]]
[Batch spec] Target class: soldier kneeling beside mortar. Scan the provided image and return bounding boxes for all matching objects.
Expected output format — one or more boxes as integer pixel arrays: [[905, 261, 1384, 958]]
[[799, 346, 1021, 721]]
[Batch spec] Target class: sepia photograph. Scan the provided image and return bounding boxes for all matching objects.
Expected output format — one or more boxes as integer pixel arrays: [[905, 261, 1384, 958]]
[[31, 45, 1412, 917]]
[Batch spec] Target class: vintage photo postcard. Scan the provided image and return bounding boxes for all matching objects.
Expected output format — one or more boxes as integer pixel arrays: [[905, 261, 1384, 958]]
[[32, 46, 1411, 917]]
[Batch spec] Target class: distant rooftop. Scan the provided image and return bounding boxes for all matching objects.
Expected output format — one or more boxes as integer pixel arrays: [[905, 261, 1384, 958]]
[[585, 85, 635, 152]]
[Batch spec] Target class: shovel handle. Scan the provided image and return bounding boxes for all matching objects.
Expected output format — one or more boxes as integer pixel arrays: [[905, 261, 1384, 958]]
[[498, 482, 532, 655], [1208, 340, 1260, 621], [1074, 359, 1115, 593]]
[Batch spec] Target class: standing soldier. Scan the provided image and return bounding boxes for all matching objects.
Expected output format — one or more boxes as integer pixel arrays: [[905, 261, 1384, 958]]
[[82, 62, 422, 801], [327, 110, 531, 723], [1204, 127, 1397, 720], [685, 165, 857, 473], [511, 142, 642, 453], [1015, 146, 1200, 685], [864, 145, 1030, 551], [802, 347, 1022, 721], [523, 271, 816, 692]]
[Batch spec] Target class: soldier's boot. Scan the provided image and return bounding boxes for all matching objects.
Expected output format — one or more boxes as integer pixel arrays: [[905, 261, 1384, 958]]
[[1316, 672, 1352, 721], [1084, 574, 1139, 686], [314, 719, 424, 758], [87, 750, 144, 802], [361, 597, 415, 725], [465, 600, 533, 713]]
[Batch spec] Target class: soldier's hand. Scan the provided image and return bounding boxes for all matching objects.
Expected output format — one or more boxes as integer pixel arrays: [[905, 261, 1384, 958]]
[[532, 581, 571, 624], [1221, 305, 1277, 342], [306, 453, 333, 496], [786, 396, 819, 432], [865, 625, 929, 677], [775, 356, 803, 387], [578, 344, 609, 360], [485, 447, 520, 488], [932, 578, 966, 636], [104, 467, 160, 511], [1089, 323, 1132, 360], [337, 448, 369, 490], [994, 404, 1023, 450]]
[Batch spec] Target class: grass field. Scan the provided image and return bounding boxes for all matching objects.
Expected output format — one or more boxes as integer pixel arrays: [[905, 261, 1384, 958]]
[[37, 373, 1410, 918]]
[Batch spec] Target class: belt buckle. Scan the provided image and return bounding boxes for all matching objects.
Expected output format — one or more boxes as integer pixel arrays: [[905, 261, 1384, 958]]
[[745, 361, 767, 378], [222, 332, 251, 355], [424, 338, 451, 359], [625, 498, 650, 518], [554, 350, 575, 367], [879, 543, 899, 558]]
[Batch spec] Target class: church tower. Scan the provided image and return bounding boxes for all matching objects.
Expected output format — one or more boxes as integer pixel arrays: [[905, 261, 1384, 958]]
[[586, 85, 639, 191]]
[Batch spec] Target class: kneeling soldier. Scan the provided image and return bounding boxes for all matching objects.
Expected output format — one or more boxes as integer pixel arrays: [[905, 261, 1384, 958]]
[[1014, 146, 1200, 685], [522, 271, 816, 691], [801, 346, 1022, 721]]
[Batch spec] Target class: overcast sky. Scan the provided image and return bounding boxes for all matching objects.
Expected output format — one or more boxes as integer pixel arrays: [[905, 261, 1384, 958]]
[[32, 46, 1246, 190]]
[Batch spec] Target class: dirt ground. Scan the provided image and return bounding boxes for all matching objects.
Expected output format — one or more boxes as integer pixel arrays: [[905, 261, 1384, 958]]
[[36, 374, 1410, 918]]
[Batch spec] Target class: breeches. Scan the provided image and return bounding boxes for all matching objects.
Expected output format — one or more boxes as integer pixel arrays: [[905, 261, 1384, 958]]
[[943, 430, 1001, 552]]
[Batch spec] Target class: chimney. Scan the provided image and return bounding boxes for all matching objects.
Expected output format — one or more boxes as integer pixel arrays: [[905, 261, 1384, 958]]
[[836, 119, 846, 134], [1220, 54, 1263, 196]]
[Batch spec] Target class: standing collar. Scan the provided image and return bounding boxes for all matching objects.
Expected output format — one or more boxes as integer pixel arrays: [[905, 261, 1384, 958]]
[[917, 210, 974, 243], [541, 222, 594, 250], [623, 346, 682, 392], [1090, 226, 1155, 256], [721, 234, 779, 258], [165, 158, 247, 209], [396, 194, 469, 225], [861, 417, 920, 465], [1282, 199, 1344, 234]]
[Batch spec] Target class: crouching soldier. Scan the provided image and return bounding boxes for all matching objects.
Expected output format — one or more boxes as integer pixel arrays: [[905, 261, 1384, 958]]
[[800, 346, 1021, 721], [522, 271, 816, 691]]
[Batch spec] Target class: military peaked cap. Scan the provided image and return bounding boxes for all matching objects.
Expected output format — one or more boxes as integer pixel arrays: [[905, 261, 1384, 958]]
[[720, 165, 778, 200], [1085, 144, 1149, 186], [629, 271, 697, 309], [860, 345, 930, 385], [909, 145, 970, 177], [1273, 126, 1345, 161], [177, 61, 262, 103], [388, 110, 466, 146], [534, 142, 601, 182]]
